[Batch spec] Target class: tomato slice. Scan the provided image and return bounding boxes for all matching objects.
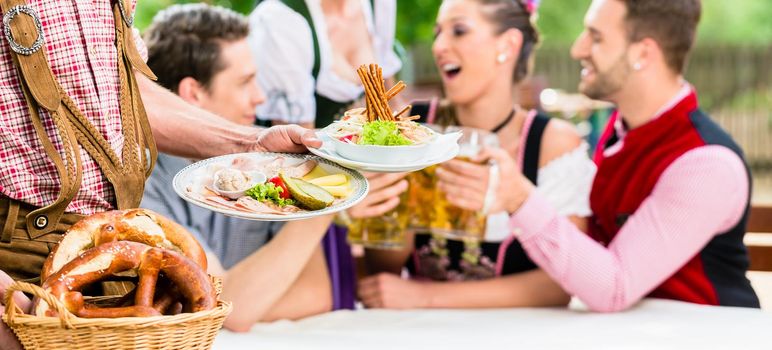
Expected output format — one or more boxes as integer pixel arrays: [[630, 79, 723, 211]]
[[268, 176, 291, 199], [339, 134, 355, 142]]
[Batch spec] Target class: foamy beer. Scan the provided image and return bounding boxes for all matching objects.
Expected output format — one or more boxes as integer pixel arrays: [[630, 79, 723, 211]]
[[427, 126, 499, 240]]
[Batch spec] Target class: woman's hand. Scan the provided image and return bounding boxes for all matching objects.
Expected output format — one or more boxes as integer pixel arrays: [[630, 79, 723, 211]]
[[347, 172, 408, 219], [436, 157, 491, 212], [437, 147, 532, 214], [357, 273, 429, 309]]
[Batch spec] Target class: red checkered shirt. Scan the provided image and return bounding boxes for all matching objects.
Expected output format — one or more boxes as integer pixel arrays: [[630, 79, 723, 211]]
[[0, 0, 147, 215]]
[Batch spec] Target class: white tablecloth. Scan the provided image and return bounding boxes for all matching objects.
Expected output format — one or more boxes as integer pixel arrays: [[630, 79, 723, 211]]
[[213, 299, 772, 349]]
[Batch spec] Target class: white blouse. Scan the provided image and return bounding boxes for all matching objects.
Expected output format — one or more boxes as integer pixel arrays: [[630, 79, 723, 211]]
[[485, 143, 596, 242], [248, 0, 402, 125]]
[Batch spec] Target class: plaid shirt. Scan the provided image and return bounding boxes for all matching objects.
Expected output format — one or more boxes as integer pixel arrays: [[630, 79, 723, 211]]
[[0, 0, 147, 215]]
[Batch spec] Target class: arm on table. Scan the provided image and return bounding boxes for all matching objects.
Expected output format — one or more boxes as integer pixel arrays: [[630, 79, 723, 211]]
[[511, 146, 749, 312], [422, 269, 569, 308], [260, 245, 331, 322], [221, 215, 334, 331], [358, 268, 569, 309]]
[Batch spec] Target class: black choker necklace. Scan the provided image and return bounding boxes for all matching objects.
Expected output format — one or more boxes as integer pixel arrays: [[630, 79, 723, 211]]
[[490, 108, 516, 134]]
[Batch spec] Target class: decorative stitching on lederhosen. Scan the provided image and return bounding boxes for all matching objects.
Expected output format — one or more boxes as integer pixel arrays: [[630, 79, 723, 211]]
[[0, 0, 157, 280]]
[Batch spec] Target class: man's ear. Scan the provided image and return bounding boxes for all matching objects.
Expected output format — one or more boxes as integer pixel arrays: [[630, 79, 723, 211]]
[[628, 37, 661, 72], [177, 77, 206, 106]]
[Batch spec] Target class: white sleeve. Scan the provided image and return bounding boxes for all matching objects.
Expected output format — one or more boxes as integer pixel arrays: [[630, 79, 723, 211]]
[[248, 1, 316, 124], [372, 0, 402, 78], [534, 142, 596, 217]]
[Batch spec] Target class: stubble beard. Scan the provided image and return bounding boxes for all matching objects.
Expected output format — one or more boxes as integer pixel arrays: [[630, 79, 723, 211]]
[[579, 52, 632, 101]]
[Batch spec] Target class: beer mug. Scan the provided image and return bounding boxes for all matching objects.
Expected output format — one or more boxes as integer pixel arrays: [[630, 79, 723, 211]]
[[429, 126, 499, 240], [346, 178, 410, 249], [406, 167, 435, 230], [406, 123, 446, 231]]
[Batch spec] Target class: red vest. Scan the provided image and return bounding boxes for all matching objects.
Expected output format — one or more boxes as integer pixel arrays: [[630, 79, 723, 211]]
[[590, 91, 759, 307]]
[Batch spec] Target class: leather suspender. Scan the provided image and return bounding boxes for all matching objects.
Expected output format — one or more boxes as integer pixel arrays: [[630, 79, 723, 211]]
[[0, 0, 158, 235]]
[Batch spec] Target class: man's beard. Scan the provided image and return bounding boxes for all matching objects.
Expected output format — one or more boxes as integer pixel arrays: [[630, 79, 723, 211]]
[[579, 52, 631, 100]]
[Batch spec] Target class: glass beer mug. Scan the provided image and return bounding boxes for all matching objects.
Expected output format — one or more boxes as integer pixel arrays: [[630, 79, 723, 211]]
[[346, 178, 410, 249], [429, 126, 499, 240]]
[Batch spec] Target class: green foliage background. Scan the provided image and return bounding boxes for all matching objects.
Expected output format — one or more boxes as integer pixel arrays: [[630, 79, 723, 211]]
[[136, 0, 772, 47]]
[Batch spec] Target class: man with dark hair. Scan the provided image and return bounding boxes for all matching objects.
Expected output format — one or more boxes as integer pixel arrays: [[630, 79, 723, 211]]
[[449, 0, 760, 311], [144, 4, 263, 126], [140, 4, 351, 331]]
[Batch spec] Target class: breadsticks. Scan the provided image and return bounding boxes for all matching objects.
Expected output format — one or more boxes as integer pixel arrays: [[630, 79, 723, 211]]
[[356, 64, 408, 122], [386, 81, 406, 100]]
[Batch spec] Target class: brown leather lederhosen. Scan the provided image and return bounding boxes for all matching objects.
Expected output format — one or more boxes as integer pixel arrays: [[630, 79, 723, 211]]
[[0, 0, 157, 283]]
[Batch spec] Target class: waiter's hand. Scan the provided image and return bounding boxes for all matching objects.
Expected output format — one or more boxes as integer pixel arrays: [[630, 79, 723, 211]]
[[253, 124, 322, 153]]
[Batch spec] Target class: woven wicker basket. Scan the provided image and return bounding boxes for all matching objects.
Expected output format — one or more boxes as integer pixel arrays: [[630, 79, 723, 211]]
[[2, 278, 232, 350]]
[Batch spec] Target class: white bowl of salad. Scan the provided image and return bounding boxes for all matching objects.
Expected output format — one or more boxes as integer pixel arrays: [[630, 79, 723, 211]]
[[324, 108, 437, 164]]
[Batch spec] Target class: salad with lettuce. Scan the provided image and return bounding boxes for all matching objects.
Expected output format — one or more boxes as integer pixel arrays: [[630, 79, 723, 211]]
[[327, 108, 435, 147]]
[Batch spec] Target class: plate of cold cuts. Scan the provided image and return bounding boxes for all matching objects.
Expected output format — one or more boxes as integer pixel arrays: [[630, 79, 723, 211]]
[[173, 152, 369, 221]]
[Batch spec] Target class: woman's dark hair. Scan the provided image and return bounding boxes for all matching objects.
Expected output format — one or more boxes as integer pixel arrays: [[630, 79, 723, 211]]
[[475, 0, 540, 83]]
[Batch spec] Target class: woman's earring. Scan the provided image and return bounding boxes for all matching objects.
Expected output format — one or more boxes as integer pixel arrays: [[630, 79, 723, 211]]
[[633, 62, 642, 71], [497, 53, 507, 64]]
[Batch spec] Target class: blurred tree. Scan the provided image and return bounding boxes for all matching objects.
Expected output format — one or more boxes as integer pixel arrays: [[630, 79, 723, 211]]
[[698, 0, 772, 46], [532, 0, 590, 47], [392, 0, 589, 47], [135, 0, 772, 47], [394, 0, 441, 47], [136, 0, 257, 29]]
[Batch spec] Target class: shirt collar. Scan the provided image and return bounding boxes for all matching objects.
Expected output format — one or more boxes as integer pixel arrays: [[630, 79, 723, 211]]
[[613, 82, 692, 137], [605, 82, 694, 158]]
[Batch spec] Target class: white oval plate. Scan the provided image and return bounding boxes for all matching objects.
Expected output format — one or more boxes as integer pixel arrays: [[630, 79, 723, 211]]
[[173, 153, 368, 221], [308, 132, 460, 173]]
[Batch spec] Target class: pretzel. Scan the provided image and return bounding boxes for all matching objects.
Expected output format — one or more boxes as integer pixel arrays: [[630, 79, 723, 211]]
[[36, 241, 215, 318], [42, 209, 207, 281]]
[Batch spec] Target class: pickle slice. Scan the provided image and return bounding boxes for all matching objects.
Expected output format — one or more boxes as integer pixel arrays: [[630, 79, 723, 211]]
[[280, 172, 334, 210]]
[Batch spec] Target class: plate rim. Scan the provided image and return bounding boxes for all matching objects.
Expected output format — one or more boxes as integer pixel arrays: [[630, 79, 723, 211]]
[[172, 152, 369, 221]]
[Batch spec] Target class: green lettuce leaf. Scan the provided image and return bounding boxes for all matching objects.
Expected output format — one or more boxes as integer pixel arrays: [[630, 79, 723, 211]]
[[358, 121, 412, 146], [245, 183, 295, 206]]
